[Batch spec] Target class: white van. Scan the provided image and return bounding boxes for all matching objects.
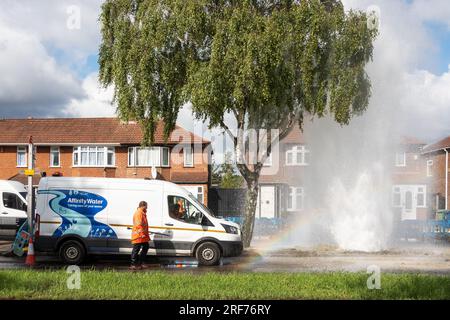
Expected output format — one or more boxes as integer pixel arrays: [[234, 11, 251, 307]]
[[0, 180, 28, 241], [35, 177, 243, 265]]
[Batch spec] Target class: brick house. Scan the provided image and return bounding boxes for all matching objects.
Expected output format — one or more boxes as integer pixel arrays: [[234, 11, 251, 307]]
[[391, 137, 430, 220], [257, 126, 309, 218], [255, 126, 433, 221], [0, 118, 211, 205], [422, 136, 450, 213]]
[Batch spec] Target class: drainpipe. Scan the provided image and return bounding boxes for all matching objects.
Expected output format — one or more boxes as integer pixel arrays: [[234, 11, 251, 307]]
[[445, 149, 449, 210]]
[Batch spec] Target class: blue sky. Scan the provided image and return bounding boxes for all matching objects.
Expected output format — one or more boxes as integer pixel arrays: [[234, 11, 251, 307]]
[[423, 21, 450, 74], [0, 0, 449, 143]]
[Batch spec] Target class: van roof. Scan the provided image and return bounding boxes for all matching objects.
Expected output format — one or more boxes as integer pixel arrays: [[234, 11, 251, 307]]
[[39, 177, 188, 193], [0, 180, 27, 193]]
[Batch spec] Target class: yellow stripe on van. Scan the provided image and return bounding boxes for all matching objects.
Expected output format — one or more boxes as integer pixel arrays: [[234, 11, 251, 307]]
[[110, 224, 226, 234], [40, 221, 227, 234]]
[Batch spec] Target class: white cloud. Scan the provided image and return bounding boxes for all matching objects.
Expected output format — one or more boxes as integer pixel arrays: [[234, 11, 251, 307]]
[[0, 0, 103, 62], [0, 21, 84, 117], [400, 66, 450, 140], [341, 0, 450, 142], [63, 72, 115, 118], [411, 0, 450, 28]]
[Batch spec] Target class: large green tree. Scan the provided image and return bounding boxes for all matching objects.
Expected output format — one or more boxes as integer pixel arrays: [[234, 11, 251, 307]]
[[99, 0, 377, 247]]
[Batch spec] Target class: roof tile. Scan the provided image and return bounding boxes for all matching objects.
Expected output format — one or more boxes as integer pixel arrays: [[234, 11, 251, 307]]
[[170, 171, 208, 183], [0, 118, 209, 145], [422, 136, 450, 153]]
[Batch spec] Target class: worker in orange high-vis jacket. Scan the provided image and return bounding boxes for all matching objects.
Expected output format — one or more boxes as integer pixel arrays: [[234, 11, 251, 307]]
[[130, 201, 150, 270]]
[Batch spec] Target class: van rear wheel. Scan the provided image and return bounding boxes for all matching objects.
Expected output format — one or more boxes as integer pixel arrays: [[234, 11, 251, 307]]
[[195, 242, 221, 266], [59, 240, 86, 265]]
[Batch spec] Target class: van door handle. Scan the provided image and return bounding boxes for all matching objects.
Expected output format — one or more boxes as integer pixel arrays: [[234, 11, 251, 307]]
[[165, 223, 173, 226], [1, 212, 7, 215]]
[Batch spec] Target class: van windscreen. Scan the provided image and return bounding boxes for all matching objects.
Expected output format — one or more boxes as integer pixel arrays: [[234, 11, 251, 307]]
[[188, 194, 216, 217]]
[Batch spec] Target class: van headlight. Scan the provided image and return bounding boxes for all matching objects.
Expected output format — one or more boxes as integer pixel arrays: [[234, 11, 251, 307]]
[[221, 223, 239, 234]]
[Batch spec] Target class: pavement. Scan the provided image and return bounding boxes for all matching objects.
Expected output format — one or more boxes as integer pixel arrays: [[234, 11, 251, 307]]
[[1, 240, 449, 274]]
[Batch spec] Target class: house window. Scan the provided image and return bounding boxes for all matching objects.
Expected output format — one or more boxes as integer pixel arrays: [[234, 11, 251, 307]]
[[426, 160, 433, 177], [287, 187, 304, 211], [286, 145, 309, 166], [17, 146, 27, 167], [73, 146, 115, 167], [417, 186, 426, 207], [128, 147, 170, 167], [161, 147, 170, 167], [50, 146, 60, 167], [392, 186, 401, 207], [395, 152, 406, 167], [184, 145, 193, 167]]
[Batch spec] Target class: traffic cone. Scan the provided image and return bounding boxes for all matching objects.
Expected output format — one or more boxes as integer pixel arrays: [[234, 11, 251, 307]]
[[25, 237, 36, 266]]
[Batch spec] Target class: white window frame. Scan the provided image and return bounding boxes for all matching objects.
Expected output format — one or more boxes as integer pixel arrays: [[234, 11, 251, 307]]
[[395, 152, 406, 167], [128, 146, 170, 167], [72, 146, 115, 167], [128, 147, 136, 167], [286, 145, 309, 166], [183, 145, 194, 167], [161, 147, 170, 167], [416, 186, 426, 208], [426, 160, 433, 177], [16, 146, 27, 168], [392, 186, 402, 207], [287, 186, 304, 211], [49, 146, 60, 167]]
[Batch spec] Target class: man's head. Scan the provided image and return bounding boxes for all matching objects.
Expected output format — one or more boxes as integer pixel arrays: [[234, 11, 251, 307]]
[[139, 201, 148, 212]]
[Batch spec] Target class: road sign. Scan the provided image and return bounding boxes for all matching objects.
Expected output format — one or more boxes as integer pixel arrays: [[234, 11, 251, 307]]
[[24, 169, 35, 176]]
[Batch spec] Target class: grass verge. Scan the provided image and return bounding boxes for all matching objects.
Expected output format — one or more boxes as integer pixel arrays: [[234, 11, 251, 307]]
[[0, 270, 449, 300]]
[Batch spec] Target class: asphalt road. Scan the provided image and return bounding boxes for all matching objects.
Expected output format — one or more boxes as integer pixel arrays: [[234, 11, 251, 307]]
[[1, 241, 449, 274]]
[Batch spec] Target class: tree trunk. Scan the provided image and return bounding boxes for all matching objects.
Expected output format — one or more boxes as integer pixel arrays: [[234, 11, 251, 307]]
[[241, 178, 259, 248]]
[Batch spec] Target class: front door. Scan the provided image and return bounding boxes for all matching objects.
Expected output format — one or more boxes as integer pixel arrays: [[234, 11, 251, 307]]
[[393, 185, 426, 220], [259, 186, 275, 218]]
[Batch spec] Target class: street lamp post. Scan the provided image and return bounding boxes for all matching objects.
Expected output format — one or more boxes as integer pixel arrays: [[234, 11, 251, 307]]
[[26, 136, 34, 237]]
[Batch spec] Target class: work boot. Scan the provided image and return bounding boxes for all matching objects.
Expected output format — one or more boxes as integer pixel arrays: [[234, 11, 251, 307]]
[[129, 265, 142, 271]]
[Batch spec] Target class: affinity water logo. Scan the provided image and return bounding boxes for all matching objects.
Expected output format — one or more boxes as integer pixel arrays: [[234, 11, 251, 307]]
[[38, 189, 117, 239]]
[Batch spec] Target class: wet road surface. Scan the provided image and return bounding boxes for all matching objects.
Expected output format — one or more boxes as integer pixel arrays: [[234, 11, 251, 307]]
[[1, 241, 449, 274]]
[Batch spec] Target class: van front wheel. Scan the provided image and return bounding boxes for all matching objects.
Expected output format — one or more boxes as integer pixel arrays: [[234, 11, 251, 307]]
[[195, 242, 221, 266], [59, 240, 86, 265]]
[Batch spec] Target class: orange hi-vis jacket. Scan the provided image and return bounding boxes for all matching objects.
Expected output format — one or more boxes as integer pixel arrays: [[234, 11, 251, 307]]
[[131, 208, 150, 244]]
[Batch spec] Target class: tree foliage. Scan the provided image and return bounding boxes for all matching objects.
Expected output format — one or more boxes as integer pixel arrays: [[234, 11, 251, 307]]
[[212, 152, 245, 189], [100, 0, 376, 143]]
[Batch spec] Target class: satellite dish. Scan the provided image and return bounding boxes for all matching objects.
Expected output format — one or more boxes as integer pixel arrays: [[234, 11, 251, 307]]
[[151, 165, 157, 179]]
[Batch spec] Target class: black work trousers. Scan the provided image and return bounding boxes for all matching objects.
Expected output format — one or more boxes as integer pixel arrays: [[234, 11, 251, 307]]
[[131, 242, 149, 266]]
